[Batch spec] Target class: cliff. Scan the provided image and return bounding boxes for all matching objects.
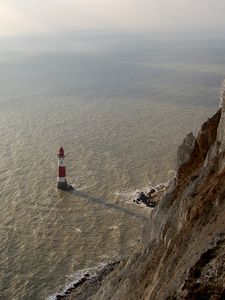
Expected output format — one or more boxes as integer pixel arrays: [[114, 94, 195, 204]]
[[62, 96, 225, 300]]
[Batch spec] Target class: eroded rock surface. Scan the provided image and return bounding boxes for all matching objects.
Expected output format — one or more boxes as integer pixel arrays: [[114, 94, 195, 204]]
[[177, 132, 195, 169]]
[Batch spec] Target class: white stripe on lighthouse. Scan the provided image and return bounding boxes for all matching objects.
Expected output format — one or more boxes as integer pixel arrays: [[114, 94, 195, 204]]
[[57, 176, 66, 183], [58, 158, 65, 166]]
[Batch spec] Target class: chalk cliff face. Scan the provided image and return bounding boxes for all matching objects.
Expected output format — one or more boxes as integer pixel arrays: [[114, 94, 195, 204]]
[[64, 96, 225, 300]]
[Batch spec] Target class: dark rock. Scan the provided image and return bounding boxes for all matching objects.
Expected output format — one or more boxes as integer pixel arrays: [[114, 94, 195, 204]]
[[147, 189, 156, 198], [71, 277, 87, 290], [73, 282, 80, 288], [191, 193, 198, 198], [139, 192, 148, 201], [134, 190, 159, 208], [80, 277, 86, 284], [191, 175, 199, 181]]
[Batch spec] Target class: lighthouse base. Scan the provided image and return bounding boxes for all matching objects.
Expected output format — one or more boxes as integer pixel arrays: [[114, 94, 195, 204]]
[[57, 181, 74, 191]]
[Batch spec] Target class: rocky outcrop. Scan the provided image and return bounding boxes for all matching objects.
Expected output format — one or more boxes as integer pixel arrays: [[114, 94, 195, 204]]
[[61, 95, 225, 299], [55, 262, 121, 300], [176, 108, 221, 185], [177, 132, 195, 169], [133, 185, 166, 208]]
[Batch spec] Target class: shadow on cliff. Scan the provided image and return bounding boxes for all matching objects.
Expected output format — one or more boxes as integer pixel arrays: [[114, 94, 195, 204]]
[[71, 189, 148, 222]]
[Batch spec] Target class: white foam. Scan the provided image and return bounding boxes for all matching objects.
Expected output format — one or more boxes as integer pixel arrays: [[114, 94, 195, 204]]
[[47, 263, 108, 300], [109, 226, 118, 230], [115, 180, 170, 206]]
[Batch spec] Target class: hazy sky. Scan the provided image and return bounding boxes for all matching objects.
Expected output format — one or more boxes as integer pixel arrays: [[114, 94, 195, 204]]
[[0, 0, 225, 36]]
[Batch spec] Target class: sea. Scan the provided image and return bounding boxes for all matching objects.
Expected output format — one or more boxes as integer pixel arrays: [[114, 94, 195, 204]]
[[0, 30, 224, 299]]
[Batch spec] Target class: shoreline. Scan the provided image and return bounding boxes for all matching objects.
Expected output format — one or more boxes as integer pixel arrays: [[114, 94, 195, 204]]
[[48, 181, 170, 299], [48, 261, 121, 300], [132, 183, 167, 207]]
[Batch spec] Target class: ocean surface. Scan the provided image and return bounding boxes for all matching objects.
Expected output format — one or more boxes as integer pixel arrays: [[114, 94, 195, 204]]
[[0, 31, 224, 299]]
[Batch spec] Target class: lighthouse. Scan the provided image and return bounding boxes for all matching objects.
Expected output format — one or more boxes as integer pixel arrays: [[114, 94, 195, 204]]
[[57, 147, 73, 191]]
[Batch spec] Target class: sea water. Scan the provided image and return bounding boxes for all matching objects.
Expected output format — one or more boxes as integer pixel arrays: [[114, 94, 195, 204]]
[[0, 31, 224, 299]]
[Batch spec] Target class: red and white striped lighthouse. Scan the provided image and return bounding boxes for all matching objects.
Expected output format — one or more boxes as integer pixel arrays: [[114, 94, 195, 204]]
[[57, 147, 73, 190]]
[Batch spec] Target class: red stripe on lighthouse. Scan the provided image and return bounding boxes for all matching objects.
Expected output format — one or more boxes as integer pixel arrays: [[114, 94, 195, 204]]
[[58, 166, 66, 177]]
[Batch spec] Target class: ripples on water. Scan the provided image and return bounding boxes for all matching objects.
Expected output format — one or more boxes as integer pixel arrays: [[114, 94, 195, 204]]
[[0, 32, 224, 299]]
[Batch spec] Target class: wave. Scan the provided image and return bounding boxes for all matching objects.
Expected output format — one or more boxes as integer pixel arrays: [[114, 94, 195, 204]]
[[115, 181, 171, 203], [47, 262, 109, 300]]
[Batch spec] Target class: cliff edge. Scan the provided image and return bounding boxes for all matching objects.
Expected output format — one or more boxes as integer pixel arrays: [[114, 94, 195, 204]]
[[63, 95, 225, 300]]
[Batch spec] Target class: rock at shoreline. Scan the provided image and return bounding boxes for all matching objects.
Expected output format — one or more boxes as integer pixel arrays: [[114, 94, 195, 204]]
[[54, 261, 121, 300], [133, 185, 166, 208]]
